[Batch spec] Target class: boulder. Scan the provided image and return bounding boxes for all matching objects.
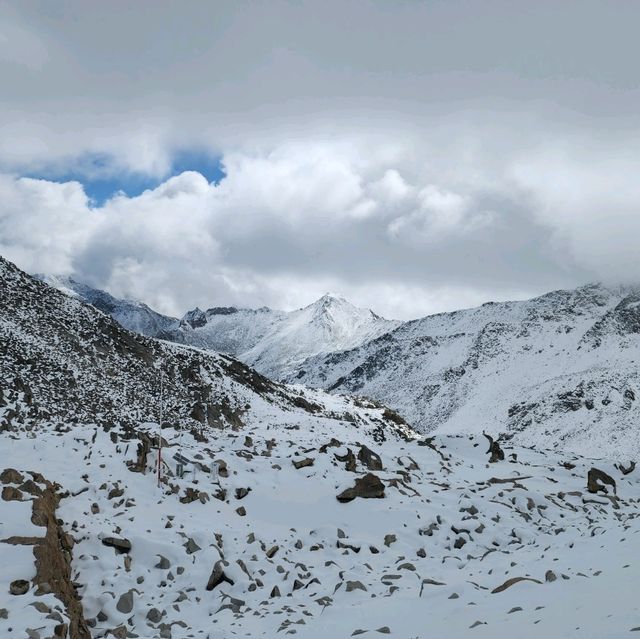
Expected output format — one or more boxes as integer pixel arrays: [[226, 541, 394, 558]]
[[337, 473, 385, 503], [9, 579, 29, 595], [101, 537, 132, 554], [206, 561, 234, 591], [358, 445, 383, 471], [292, 457, 314, 470]]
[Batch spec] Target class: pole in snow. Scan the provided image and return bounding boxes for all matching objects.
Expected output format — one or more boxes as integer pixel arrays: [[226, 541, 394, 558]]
[[157, 370, 164, 488]]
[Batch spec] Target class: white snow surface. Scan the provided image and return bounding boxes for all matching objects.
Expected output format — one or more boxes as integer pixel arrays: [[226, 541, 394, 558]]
[[3, 419, 640, 638]]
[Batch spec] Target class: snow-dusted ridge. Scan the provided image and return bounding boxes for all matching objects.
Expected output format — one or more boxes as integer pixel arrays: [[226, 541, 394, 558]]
[[292, 283, 640, 458]]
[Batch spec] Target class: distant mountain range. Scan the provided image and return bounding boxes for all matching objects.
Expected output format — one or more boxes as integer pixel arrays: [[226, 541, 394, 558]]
[[36, 273, 640, 457], [35, 274, 398, 379]]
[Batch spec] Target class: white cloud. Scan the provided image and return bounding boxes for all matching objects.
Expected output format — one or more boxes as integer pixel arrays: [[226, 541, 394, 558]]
[[1, 2, 639, 317], [0, 138, 600, 319]]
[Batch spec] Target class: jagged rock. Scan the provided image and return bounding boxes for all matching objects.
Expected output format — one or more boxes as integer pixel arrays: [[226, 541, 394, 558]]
[[270, 585, 281, 598], [358, 445, 383, 471], [101, 537, 132, 554], [206, 561, 234, 591], [384, 534, 396, 547], [587, 468, 617, 495], [292, 457, 314, 470], [346, 580, 367, 592], [10, 579, 29, 595], [236, 506, 246, 516], [337, 473, 385, 502], [453, 537, 466, 549], [483, 433, 505, 463], [235, 487, 250, 500], [155, 555, 170, 569], [545, 570, 557, 582]]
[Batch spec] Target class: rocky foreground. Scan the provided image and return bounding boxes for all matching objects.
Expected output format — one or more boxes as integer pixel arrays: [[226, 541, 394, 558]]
[[3, 415, 640, 638]]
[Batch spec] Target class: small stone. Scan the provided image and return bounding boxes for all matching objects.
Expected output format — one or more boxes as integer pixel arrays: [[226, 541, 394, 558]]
[[293, 458, 314, 470], [146, 608, 163, 623], [116, 589, 134, 614], [9, 580, 29, 595], [384, 534, 396, 547], [185, 538, 201, 554]]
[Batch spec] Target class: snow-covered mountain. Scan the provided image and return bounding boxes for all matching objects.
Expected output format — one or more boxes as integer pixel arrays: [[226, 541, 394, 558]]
[[238, 293, 399, 379], [291, 284, 640, 458], [38, 275, 398, 380], [6, 256, 640, 639]]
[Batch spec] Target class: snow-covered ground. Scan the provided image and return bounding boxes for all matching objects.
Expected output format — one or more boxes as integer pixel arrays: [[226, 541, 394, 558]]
[[3, 414, 640, 638]]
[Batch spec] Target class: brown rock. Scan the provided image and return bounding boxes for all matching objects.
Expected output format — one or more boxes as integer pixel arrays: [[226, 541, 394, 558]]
[[337, 473, 385, 503]]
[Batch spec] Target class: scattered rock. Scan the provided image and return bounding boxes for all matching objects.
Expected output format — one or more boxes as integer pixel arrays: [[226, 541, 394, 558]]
[[206, 561, 234, 591], [101, 537, 131, 554], [337, 473, 385, 502], [10, 579, 29, 595], [116, 590, 134, 614]]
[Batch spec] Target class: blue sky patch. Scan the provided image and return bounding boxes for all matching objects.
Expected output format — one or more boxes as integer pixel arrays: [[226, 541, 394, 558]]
[[23, 149, 226, 207]]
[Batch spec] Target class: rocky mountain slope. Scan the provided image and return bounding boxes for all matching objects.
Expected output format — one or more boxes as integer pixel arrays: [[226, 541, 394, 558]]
[[290, 285, 640, 458], [3, 257, 411, 440], [38, 275, 398, 380]]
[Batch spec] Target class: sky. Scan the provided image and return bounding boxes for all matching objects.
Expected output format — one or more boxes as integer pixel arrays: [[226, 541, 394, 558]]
[[1, 1, 640, 320]]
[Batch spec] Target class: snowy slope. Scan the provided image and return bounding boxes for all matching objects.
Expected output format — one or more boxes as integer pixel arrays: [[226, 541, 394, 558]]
[[4, 408, 640, 638], [291, 285, 640, 458]]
